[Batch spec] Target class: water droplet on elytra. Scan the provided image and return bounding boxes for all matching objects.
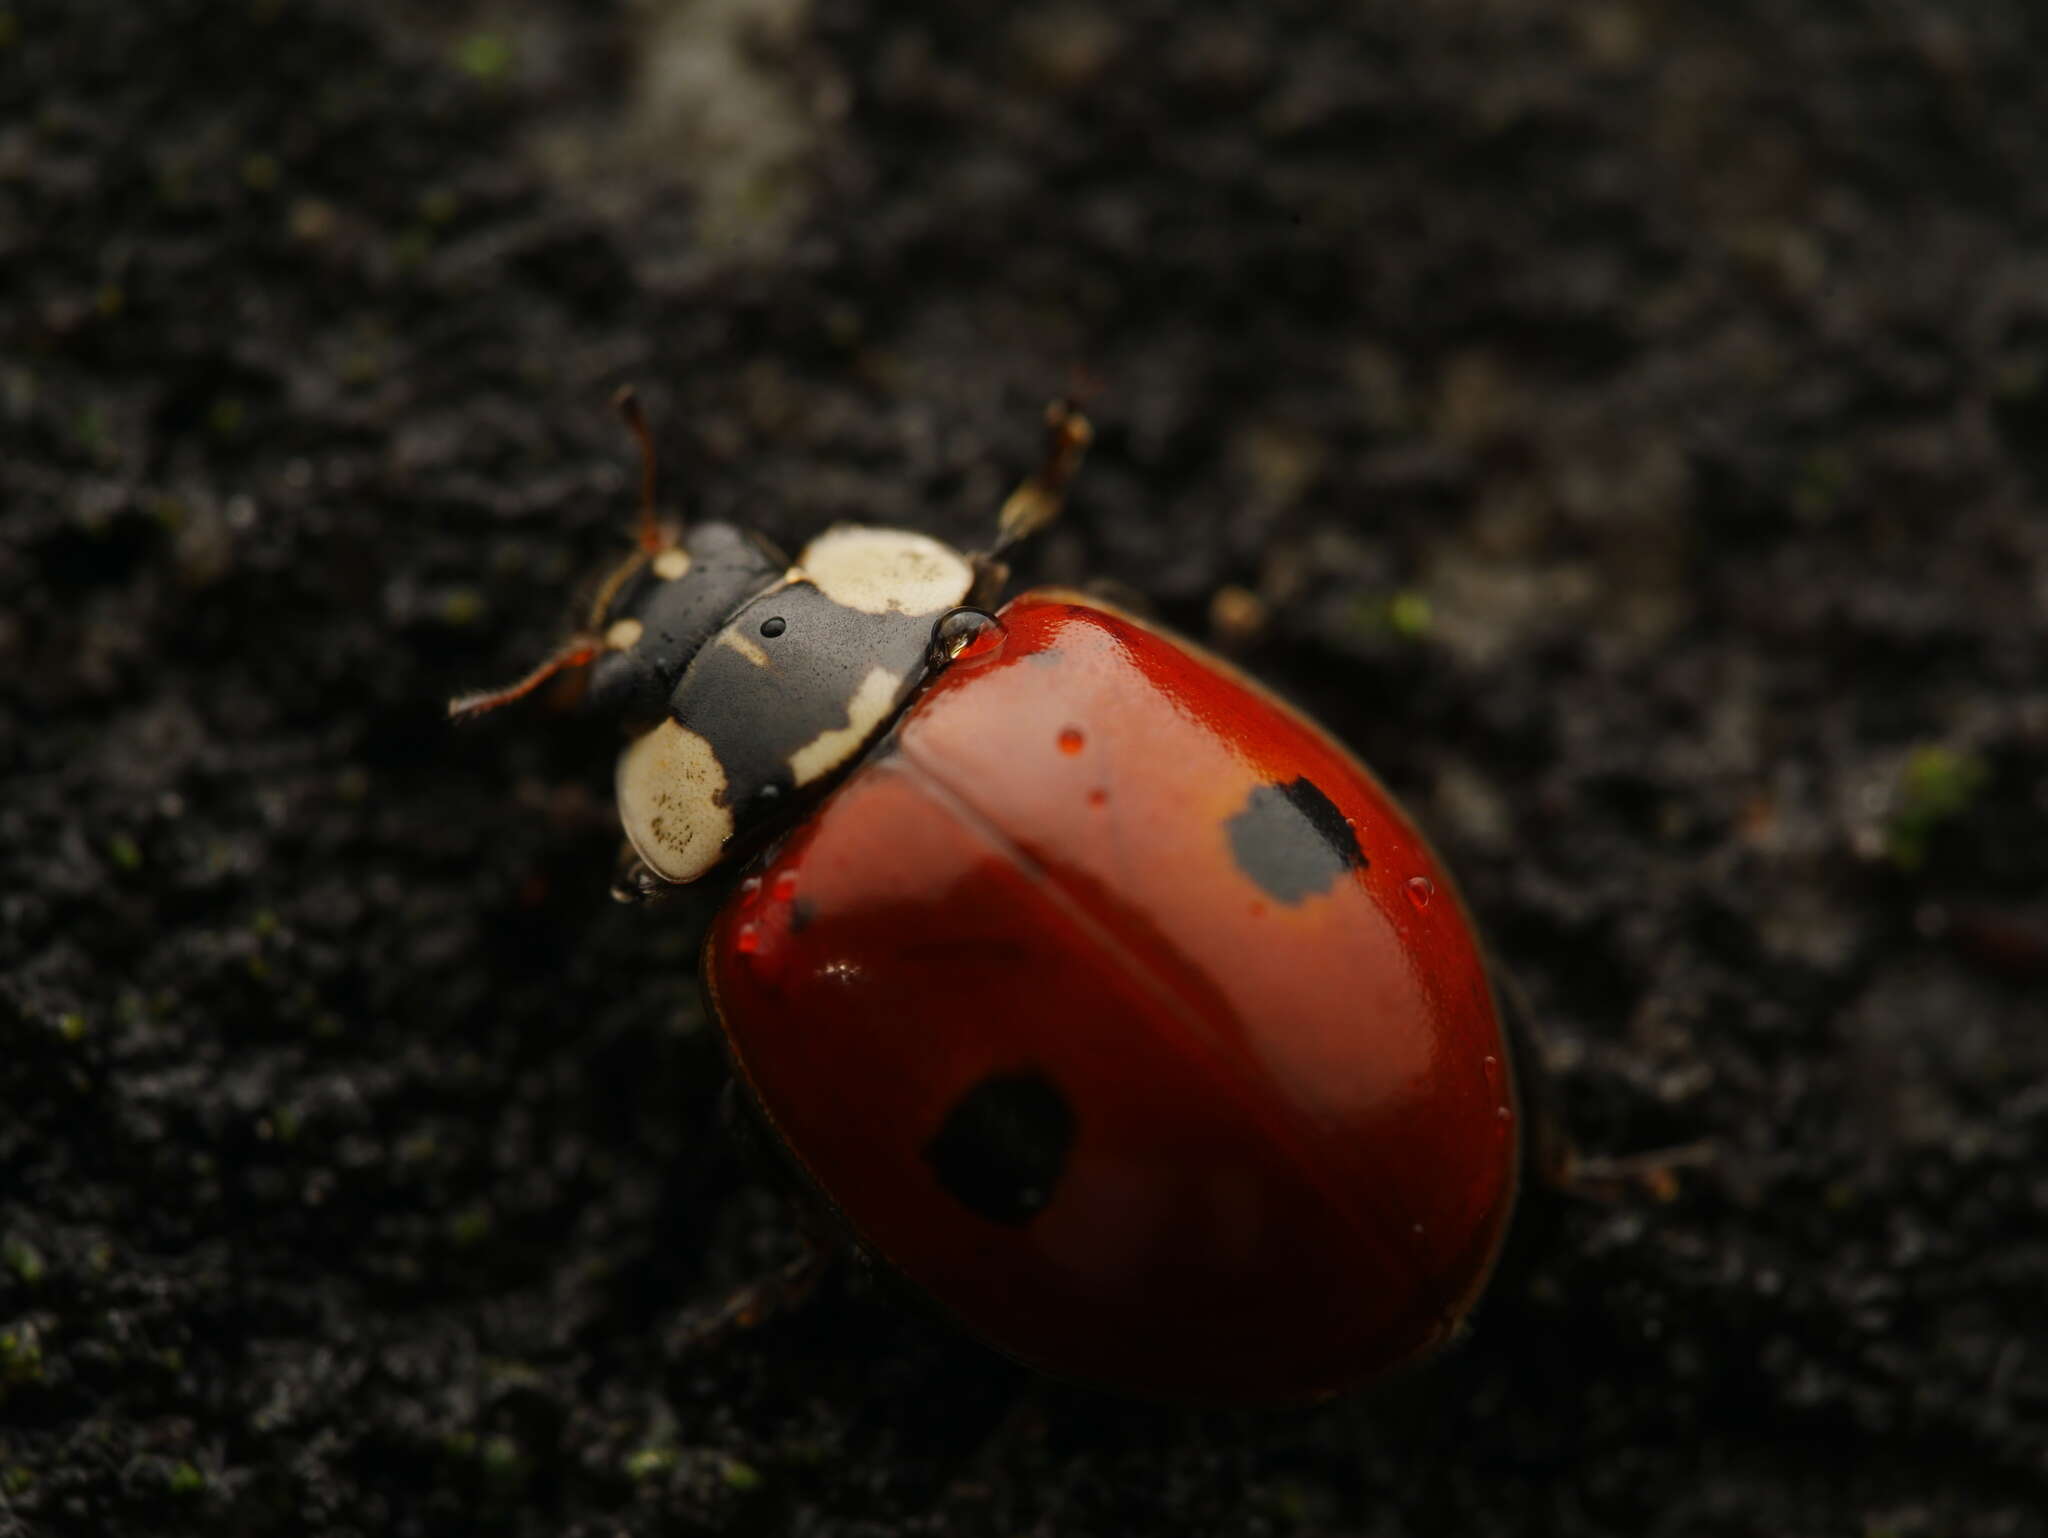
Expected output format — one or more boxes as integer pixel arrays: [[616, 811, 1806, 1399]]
[[1058, 726, 1085, 755], [1405, 874, 1435, 908], [772, 869, 799, 902], [735, 922, 761, 955], [739, 876, 762, 899], [928, 608, 1006, 668]]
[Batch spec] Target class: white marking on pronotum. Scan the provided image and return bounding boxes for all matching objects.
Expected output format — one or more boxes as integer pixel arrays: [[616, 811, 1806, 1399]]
[[616, 719, 735, 883], [718, 628, 771, 668], [788, 665, 902, 786], [797, 526, 973, 617], [652, 547, 692, 581], [604, 617, 645, 651]]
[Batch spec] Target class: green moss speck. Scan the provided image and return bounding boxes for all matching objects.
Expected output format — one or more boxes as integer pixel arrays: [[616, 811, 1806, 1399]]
[[73, 404, 111, 456], [3, 1467, 33, 1496], [440, 589, 485, 627], [721, 1458, 763, 1492], [418, 187, 460, 226], [455, 32, 515, 80], [391, 227, 435, 269], [625, 1446, 678, 1481], [208, 397, 246, 437], [1791, 448, 1851, 522], [1387, 590, 1434, 637], [59, 1011, 88, 1042], [1886, 744, 1988, 870], [448, 1204, 494, 1247], [0, 1328, 44, 1383], [108, 833, 142, 871], [480, 1434, 523, 1482], [168, 1462, 205, 1495], [1345, 590, 1434, 641], [3, 1238, 44, 1284]]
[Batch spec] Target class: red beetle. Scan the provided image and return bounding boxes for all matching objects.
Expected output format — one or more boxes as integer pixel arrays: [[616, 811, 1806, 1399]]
[[455, 394, 1523, 1404]]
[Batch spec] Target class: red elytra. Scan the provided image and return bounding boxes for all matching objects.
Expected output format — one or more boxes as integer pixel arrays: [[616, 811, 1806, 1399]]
[[705, 592, 1520, 1404]]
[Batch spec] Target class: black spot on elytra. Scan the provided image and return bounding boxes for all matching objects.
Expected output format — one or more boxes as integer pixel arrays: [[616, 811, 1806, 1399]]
[[924, 1071, 1075, 1227], [1225, 776, 1367, 904]]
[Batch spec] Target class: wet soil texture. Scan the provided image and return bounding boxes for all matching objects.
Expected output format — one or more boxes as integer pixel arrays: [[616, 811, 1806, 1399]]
[[5, 1, 2047, 1534]]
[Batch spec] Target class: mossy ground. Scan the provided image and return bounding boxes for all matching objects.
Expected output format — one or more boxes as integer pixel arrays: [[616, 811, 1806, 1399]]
[[4, 2, 2046, 1533]]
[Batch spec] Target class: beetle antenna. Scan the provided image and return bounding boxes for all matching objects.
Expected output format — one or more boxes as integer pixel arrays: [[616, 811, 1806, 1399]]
[[613, 384, 668, 555], [971, 400, 1093, 605], [448, 634, 602, 723]]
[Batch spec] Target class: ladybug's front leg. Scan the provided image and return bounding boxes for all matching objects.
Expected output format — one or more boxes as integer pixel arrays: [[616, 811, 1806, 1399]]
[[611, 843, 676, 905], [968, 399, 1093, 608]]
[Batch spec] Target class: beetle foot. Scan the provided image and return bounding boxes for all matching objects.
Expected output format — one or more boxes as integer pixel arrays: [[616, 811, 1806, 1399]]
[[1553, 1140, 1717, 1204], [610, 846, 676, 904]]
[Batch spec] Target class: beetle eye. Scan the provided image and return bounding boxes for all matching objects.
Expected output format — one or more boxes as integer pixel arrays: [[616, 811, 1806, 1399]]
[[928, 607, 1005, 669], [759, 616, 787, 638]]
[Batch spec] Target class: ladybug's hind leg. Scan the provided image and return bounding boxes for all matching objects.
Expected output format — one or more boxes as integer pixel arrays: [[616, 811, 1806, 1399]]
[[665, 1080, 845, 1357], [1551, 1142, 1718, 1204], [1495, 972, 1715, 1204], [666, 1232, 836, 1356]]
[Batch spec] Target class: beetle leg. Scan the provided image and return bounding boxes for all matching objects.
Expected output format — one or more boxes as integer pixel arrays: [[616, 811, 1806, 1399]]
[[610, 844, 681, 904], [666, 1233, 838, 1356], [1492, 970, 1714, 1202], [1552, 1142, 1718, 1204], [970, 400, 1093, 607]]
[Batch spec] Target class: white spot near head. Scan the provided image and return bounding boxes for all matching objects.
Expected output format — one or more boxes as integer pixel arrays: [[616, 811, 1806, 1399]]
[[652, 547, 692, 581], [788, 664, 903, 786], [616, 719, 736, 884], [605, 617, 645, 651], [797, 526, 973, 617]]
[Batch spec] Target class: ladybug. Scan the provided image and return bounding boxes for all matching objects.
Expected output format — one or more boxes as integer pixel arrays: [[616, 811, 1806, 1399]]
[[454, 392, 1524, 1404]]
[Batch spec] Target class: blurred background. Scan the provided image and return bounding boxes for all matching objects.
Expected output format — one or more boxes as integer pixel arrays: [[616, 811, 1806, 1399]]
[[4, 1, 2045, 1533]]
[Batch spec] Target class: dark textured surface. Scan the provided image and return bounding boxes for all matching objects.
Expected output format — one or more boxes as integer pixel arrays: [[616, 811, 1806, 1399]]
[[4, 1, 2046, 1533]]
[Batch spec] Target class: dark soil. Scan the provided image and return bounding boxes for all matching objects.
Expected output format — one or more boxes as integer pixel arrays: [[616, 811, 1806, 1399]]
[[5, 1, 2046, 1533]]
